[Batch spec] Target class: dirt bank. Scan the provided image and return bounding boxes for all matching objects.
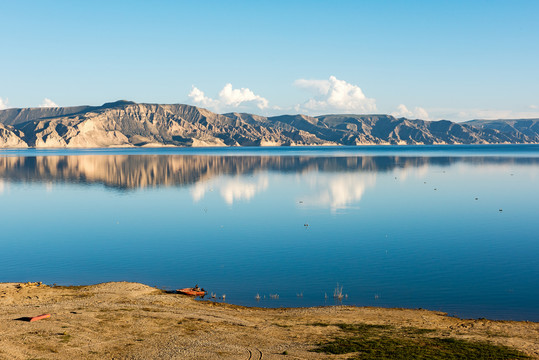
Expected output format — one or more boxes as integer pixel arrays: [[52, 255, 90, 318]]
[[0, 282, 537, 359]]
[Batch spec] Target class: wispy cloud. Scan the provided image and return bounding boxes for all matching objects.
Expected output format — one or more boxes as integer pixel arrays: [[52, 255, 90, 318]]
[[188, 83, 269, 112], [294, 76, 376, 114], [391, 104, 429, 120], [457, 109, 516, 120], [0, 97, 8, 110], [39, 98, 58, 108], [431, 108, 539, 121]]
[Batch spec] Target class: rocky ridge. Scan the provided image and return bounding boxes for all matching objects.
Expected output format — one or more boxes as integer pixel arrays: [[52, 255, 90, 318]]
[[0, 100, 538, 148]]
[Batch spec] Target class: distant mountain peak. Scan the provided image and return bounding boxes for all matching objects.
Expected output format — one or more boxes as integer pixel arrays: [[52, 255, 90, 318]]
[[100, 100, 137, 109]]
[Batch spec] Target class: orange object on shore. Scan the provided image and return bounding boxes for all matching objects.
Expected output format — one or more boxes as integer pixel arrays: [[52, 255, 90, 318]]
[[177, 288, 206, 296], [30, 314, 51, 322]]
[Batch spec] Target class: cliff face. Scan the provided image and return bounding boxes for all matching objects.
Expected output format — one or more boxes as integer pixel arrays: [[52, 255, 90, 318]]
[[0, 124, 28, 148], [0, 100, 536, 148]]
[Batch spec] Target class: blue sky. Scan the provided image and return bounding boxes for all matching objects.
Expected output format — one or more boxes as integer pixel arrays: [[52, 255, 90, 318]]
[[1, 0, 538, 121]]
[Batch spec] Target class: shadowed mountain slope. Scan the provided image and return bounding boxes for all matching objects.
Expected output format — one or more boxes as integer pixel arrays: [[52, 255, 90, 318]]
[[465, 119, 539, 143]]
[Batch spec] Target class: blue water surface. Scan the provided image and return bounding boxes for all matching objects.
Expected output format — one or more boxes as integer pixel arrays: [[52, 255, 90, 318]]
[[0, 145, 538, 321]]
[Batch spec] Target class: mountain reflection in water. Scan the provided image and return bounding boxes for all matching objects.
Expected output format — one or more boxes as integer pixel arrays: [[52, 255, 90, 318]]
[[1, 154, 537, 190]]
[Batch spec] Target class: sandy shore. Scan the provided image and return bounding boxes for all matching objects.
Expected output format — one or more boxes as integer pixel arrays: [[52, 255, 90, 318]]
[[0, 281, 537, 359]]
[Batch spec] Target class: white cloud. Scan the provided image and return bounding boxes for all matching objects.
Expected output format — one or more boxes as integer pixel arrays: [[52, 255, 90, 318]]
[[294, 76, 376, 114], [0, 97, 8, 110], [40, 98, 58, 108], [294, 79, 331, 94], [188, 83, 269, 112], [530, 105, 538, 109], [187, 86, 220, 109], [219, 84, 268, 109], [391, 104, 429, 120]]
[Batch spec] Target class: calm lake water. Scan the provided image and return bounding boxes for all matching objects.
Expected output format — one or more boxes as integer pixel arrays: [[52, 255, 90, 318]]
[[1, 145, 538, 321]]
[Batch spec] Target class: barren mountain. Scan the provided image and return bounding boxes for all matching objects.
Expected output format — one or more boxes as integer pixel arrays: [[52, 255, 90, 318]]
[[465, 119, 539, 143], [0, 100, 536, 148]]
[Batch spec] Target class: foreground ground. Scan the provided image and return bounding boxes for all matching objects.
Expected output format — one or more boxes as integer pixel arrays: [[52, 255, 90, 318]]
[[0, 282, 537, 359]]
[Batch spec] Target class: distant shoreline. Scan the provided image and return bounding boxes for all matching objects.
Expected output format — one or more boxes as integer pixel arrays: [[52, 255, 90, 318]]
[[1, 143, 539, 152], [4, 281, 537, 323]]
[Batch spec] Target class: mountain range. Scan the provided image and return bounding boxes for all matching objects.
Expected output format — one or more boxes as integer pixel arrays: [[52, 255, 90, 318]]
[[0, 100, 538, 148]]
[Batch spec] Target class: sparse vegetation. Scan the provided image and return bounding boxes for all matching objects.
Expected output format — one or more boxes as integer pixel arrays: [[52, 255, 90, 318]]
[[333, 283, 344, 300], [58, 332, 71, 343], [311, 323, 530, 359], [273, 323, 292, 328], [309, 322, 331, 327]]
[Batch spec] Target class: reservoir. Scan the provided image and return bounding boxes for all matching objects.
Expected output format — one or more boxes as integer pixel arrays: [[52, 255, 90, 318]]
[[1, 145, 538, 321]]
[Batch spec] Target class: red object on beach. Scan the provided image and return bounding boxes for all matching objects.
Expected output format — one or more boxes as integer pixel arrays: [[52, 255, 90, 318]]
[[177, 288, 206, 296], [30, 314, 51, 322]]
